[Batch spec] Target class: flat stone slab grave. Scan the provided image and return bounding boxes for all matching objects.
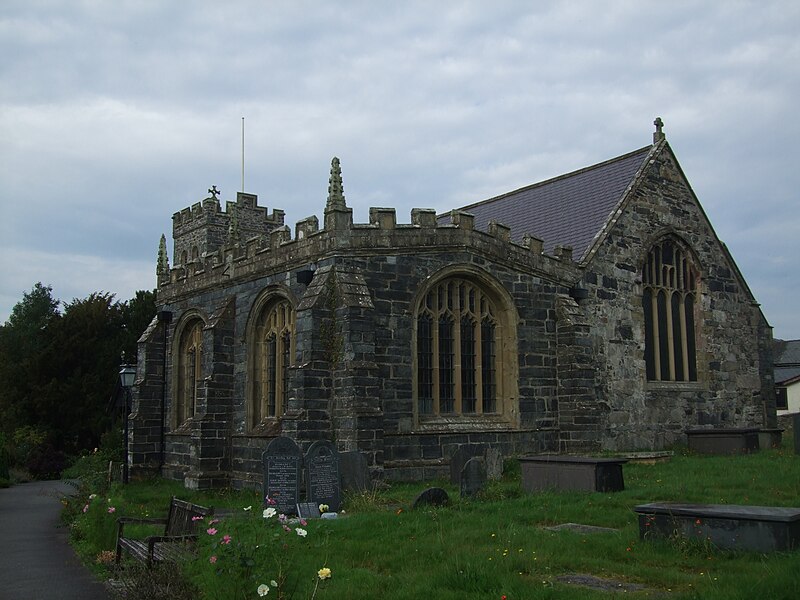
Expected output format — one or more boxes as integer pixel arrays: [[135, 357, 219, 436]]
[[685, 427, 760, 455], [519, 455, 627, 493], [634, 502, 800, 552]]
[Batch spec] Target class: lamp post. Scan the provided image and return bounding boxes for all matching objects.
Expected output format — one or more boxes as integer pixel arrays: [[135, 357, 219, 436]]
[[119, 362, 136, 484]]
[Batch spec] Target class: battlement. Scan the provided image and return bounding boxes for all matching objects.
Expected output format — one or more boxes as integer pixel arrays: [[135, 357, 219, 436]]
[[158, 201, 576, 300], [170, 190, 285, 268], [156, 158, 579, 299]]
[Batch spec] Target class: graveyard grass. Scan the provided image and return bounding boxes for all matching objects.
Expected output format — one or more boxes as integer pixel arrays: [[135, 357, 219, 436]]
[[67, 446, 800, 599]]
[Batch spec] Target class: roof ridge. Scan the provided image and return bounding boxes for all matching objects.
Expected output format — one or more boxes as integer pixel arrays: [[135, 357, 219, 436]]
[[450, 145, 652, 214]]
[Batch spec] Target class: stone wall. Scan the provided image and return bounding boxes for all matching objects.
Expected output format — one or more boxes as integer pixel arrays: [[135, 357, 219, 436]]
[[131, 146, 775, 489], [579, 141, 773, 450]]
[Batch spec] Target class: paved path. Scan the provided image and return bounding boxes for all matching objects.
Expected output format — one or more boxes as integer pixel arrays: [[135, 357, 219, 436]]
[[0, 480, 111, 600]]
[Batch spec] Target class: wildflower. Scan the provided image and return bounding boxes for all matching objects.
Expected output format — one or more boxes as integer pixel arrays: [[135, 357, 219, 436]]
[[270, 580, 278, 587], [107, 507, 116, 514], [318, 567, 332, 580], [88, 494, 97, 500], [257, 583, 270, 596], [282, 525, 291, 532], [209, 519, 219, 525], [265, 496, 277, 506], [191, 516, 204, 521], [278, 514, 287, 523], [209, 556, 217, 564], [263, 507, 277, 519], [300, 519, 307, 526], [295, 527, 307, 537], [222, 534, 232, 545], [244, 505, 252, 511], [319, 504, 329, 513], [82, 504, 89, 513], [95, 550, 116, 564], [396, 508, 403, 515], [207, 528, 218, 535]]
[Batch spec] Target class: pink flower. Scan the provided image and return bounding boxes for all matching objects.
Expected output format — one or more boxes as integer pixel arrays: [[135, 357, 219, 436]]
[[207, 528, 218, 535], [282, 525, 291, 532], [82, 505, 89, 513], [300, 519, 307, 526], [221, 535, 232, 545], [266, 496, 277, 506], [191, 516, 204, 521], [209, 556, 217, 564], [107, 507, 116, 514], [209, 519, 219, 525]]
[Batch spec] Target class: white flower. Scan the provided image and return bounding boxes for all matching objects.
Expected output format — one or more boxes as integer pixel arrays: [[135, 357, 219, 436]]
[[257, 583, 270, 596], [319, 504, 329, 513], [243, 505, 252, 511], [270, 580, 278, 588], [263, 507, 277, 519], [295, 527, 307, 537], [88, 494, 97, 500]]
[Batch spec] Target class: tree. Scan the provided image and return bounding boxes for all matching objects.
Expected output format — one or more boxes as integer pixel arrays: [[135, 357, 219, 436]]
[[0, 283, 61, 433], [0, 284, 158, 463]]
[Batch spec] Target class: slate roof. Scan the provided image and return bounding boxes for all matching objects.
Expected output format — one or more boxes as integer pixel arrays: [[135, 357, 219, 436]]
[[774, 339, 800, 385], [439, 145, 654, 262]]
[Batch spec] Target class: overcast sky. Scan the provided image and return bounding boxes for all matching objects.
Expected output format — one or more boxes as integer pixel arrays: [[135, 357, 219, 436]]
[[1, 1, 798, 339]]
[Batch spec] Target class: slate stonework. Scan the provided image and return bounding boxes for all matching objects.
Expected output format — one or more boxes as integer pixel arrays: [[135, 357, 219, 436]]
[[131, 133, 775, 490]]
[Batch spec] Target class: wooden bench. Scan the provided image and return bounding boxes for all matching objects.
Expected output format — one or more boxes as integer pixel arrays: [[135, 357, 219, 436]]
[[633, 502, 800, 552], [115, 497, 214, 567]]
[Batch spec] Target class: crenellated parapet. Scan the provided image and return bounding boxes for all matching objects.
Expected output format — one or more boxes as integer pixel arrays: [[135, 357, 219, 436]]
[[156, 157, 580, 302], [159, 207, 580, 304], [170, 190, 285, 270]]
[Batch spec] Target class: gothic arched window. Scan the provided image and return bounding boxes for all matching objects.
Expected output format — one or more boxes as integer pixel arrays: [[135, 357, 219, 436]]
[[642, 238, 699, 382], [175, 318, 203, 427], [250, 298, 295, 429], [415, 276, 512, 417]]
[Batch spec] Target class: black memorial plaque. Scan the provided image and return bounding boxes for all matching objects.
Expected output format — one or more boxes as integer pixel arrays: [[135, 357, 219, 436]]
[[296, 502, 322, 519], [305, 440, 341, 512], [262, 436, 302, 515]]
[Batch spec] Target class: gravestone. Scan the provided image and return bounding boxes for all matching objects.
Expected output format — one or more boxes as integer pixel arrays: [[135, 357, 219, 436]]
[[262, 436, 303, 515], [296, 502, 322, 519], [412, 487, 450, 509], [449, 444, 485, 484], [460, 457, 486, 498], [340, 451, 371, 492], [484, 447, 503, 480], [305, 440, 341, 512]]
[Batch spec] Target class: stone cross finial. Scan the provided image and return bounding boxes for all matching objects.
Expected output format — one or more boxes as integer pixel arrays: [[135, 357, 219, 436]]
[[653, 117, 665, 143], [208, 185, 220, 199], [325, 157, 347, 211], [157, 233, 169, 276]]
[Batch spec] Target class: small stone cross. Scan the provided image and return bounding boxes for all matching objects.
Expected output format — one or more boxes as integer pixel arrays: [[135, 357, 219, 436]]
[[653, 117, 665, 142], [208, 185, 220, 199]]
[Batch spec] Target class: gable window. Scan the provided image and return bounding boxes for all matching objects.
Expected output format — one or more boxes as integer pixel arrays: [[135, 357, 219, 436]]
[[250, 298, 295, 428], [416, 277, 507, 417], [176, 318, 203, 427], [642, 238, 698, 382]]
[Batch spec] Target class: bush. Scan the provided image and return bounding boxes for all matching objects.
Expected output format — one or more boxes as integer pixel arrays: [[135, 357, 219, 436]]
[[26, 443, 67, 479]]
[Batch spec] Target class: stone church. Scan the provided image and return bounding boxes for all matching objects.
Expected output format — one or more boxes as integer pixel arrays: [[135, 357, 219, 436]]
[[130, 119, 776, 489]]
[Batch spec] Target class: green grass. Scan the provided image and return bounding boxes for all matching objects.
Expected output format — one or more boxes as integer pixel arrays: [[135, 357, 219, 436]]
[[65, 445, 800, 599]]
